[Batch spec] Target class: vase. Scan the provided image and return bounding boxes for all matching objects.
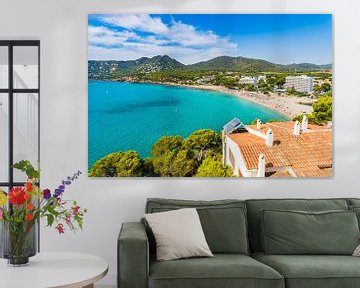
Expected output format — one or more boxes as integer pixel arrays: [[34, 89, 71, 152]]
[[0, 220, 37, 266]]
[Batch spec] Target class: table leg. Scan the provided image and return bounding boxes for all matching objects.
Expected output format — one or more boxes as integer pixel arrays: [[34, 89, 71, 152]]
[[82, 284, 94, 288]]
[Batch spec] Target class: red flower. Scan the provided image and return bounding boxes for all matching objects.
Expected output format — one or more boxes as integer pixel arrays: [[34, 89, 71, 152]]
[[56, 223, 65, 234], [26, 214, 33, 221], [65, 214, 71, 225], [25, 182, 33, 192], [24, 193, 31, 201], [26, 203, 34, 210], [9, 187, 26, 205], [72, 205, 80, 215]]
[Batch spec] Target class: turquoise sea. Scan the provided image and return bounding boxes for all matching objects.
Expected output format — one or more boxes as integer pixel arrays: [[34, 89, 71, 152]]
[[88, 80, 288, 168]]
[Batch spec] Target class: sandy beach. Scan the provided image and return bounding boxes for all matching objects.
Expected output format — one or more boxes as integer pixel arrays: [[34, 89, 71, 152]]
[[116, 79, 315, 118], [179, 84, 314, 118]]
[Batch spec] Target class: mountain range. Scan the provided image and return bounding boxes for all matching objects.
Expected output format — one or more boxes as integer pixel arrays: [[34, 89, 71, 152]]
[[88, 55, 332, 79]]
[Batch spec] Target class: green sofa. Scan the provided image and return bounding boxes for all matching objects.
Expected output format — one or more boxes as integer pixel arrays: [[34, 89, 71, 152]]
[[118, 198, 360, 288]]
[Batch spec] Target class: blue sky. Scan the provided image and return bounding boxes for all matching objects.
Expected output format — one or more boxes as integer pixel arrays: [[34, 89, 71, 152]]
[[88, 14, 332, 65]]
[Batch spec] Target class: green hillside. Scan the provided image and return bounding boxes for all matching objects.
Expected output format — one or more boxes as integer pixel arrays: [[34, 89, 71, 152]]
[[88, 55, 332, 79]]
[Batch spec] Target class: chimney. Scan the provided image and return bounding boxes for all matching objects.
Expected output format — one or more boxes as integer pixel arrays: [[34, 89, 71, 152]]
[[256, 119, 262, 130], [301, 115, 308, 131], [265, 129, 273, 147], [257, 153, 266, 177], [293, 120, 300, 136]]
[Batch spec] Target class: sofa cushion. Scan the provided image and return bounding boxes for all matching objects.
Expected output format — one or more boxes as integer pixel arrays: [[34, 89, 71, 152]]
[[261, 209, 359, 255], [145, 208, 213, 261], [149, 254, 284, 288], [246, 198, 349, 252], [347, 198, 360, 207], [349, 205, 360, 228], [146, 198, 248, 254], [347, 199, 360, 228], [252, 252, 360, 288]]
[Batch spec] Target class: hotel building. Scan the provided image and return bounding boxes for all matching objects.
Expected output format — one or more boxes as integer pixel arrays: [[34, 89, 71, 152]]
[[284, 75, 314, 93], [239, 76, 257, 85], [239, 76, 267, 86]]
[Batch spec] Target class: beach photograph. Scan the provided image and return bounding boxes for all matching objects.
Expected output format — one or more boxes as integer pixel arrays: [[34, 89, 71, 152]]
[[88, 14, 333, 178]]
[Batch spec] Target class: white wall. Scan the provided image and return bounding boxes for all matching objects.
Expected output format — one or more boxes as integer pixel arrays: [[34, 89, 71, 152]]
[[1, 0, 360, 286]]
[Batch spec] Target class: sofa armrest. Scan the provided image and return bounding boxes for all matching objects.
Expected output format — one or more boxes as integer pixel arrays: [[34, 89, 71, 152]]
[[118, 222, 149, 288]]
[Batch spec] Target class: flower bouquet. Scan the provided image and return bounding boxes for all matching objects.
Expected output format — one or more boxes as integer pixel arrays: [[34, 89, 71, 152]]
[[0, 160, 87, 266]]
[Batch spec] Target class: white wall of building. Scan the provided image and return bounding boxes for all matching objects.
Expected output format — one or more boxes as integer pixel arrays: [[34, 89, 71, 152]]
[[0, 0, 360, 286], [239, 76, 257, 85], [284, 75, 314, 93], [225, 136, 250, 177]]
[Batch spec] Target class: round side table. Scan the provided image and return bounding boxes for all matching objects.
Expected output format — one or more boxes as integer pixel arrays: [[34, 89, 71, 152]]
[[0, 252, 108, 288]]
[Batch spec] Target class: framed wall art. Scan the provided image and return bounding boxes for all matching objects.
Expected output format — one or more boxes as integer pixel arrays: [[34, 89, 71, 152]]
[[88, 14, 332, 178]]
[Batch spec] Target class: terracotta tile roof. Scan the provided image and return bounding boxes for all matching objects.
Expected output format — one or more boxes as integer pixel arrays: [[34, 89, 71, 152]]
[[227, 121, 332, 177], [228, 133, 291, 169]]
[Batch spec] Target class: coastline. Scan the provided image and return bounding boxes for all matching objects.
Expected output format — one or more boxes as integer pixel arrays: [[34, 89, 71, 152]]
[[163, 83, 314, 118], [108, 79, 314, 118]]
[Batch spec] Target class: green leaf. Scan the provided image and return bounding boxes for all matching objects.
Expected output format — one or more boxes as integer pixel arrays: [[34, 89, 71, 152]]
[[46, 205, 60, 217], [12, 160, 40, 180], [47, 214, 54, 227], [76, 217, 83, 230]]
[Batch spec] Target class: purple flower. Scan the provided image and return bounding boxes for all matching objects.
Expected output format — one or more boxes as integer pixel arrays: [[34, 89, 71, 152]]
[[54, 171, 81, 199], [43, 189, 51, 200], [54, 189, 63, 198]]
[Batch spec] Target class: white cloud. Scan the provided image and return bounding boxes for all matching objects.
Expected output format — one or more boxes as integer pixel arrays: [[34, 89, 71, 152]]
[[142, 35, 170, 45], [167, 21, 219, 47], [89, 14, 240, 64], [89, 45, 146, 62], [100, 14, 169, 35], [89, 43, 198, 62], [89, 43, 238, 64], [88, 26, 139, 46]]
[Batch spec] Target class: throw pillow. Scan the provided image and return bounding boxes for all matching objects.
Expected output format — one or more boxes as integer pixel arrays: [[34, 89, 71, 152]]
[[145, 208, 213, 261], [353, 244, 360, 256], [150, 206, 249, 254]]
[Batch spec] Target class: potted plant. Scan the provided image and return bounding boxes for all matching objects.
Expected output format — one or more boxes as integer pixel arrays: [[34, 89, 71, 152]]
[[0, 160, 86, 266]]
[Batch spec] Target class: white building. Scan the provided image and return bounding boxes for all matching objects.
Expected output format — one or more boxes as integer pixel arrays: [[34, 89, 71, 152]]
[[257, 75, 267, 82], [284, 75, 314, 93], [222, 117, 332, 178], [239, 76, 266, 86], [239, 76, 257, 85]]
